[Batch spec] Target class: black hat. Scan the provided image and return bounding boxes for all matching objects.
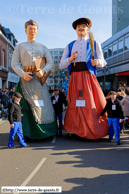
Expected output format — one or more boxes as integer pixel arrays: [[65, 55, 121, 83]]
[[54, 88, 59, 91], [72, 18, 92, 30], [13, 92, 22, 98]]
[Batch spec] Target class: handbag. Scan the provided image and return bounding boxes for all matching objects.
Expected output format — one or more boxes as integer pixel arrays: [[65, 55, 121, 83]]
[[34, 57, 50, 85]]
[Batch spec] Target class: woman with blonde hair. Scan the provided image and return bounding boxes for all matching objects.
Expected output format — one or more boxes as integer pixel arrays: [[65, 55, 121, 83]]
[[121, 92, 126, 98]]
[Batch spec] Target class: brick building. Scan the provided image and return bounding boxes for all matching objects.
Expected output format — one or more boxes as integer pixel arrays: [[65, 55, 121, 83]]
[[0, 24, 18, 89], [0, 25, 8, 89]]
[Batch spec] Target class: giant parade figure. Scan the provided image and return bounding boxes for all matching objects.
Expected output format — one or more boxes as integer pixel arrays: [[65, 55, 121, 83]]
[[59, 18, 109, 139], [11, 19, 58, 140]]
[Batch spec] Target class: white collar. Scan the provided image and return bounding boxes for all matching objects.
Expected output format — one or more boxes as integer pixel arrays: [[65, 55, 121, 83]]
[[27, 40, 36, 43], [55, 95, 59, 102], [14, 100, 19, 105], [77, 36, 87, 41]]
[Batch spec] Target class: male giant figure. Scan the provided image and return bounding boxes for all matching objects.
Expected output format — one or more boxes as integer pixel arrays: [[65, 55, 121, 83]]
[[60, 18, 108, 139]]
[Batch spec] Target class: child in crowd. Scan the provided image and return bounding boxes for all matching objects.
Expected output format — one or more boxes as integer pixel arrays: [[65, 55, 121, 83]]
[[8, 92, 27, 148], [100, 91, 124, 145]]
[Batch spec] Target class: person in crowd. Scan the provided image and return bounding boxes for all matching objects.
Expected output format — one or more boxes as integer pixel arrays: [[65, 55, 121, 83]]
[[59, 88, 66, 100], [121, 90, 129, 131], [3, 89, 9, 108], [0, 88, 5, 105], [8, 92, 27, 148], [121, 90, 129, 118], [105, 91, 111, 100], [124, 83, 127, 90], [116, 92, 123, 101], [100, 91, 124, 145], [116, 92, 124, 132], [118, 83, 123, 92], [9, 88, 14, 99], [121, 91, 126, 98], [61, 71, 70, 95], [59, 17, 108, 139], [12, 87, 15, 92], [5, 88, 9, 98], [51, 88, 67, 135], [0, 104, 8, 117], [125, 85, 129, 92]]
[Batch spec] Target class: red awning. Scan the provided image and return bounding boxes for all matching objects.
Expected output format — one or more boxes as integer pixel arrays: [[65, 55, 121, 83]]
[[117, 71, 129, 76]]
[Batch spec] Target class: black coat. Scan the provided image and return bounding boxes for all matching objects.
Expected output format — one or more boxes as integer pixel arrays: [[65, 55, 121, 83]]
[[8, 101, 22, 124], [0, 92, 5, 105], [51, 94, 67, 114], [101, 98, 124, 119]]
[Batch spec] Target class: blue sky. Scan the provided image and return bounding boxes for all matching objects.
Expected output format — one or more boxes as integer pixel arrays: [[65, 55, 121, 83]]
[[0, 0, 112, 49]]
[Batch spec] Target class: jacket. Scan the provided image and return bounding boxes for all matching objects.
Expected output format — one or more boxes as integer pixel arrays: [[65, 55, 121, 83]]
[[8, 101, 22, 124], [51, 94, 67, 114], [121, 96, 129, 117], [100, 98, 124, 119]]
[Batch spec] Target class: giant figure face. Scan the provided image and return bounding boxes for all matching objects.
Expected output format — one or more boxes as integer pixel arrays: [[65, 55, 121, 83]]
[[25, 24, 38, 40], [76, 23, 90, 38]]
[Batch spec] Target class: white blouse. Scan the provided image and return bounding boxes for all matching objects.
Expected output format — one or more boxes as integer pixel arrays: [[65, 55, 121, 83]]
[[11, 40, 54, 77], [59, 36, 107, 69]]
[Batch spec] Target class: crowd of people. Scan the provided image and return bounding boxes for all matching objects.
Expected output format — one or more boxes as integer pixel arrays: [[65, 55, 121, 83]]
[[0, 84, 129, 124], [0, 82, 129, 146], [0, 87, 15, 118], [105, 83, 129, 133]]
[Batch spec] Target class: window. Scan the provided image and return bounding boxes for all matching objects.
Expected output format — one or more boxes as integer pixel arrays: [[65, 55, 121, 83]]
[[9, 49, 12, 67], [54, 51, 58, 55], [108, 46, 112, 57], [104, 49, 107, 59], [50, 51, 53, 55], [11, 35, 13, 44], [125, 36, 129, 50], [113, 44, 117, 55], [118, 40, 123, 52], [54, 56, 58, 60], [55, 80, 58, 83], [59, 51, 63, 55], [2, 50, 5, 67]]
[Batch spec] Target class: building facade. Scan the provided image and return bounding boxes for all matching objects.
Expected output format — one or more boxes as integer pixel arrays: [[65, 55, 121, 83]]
[[97, 25, 129, 91], [47, 48, 64, 89], [0, 24, 18, 89], [112, 0, 129, 35]]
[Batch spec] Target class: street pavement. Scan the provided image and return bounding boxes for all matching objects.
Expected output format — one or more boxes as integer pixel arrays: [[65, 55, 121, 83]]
[[0, 117, 129, 194]]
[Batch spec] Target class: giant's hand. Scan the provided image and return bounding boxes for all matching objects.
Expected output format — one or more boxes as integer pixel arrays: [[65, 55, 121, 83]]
[[36, 69, 45, 78], [91, 59, 99, 66], [23, 72, 33, 81], [68, 51, 78, 63]]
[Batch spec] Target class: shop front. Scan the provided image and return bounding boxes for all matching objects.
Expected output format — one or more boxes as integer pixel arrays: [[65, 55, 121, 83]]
[[0, 68, 8, 89]]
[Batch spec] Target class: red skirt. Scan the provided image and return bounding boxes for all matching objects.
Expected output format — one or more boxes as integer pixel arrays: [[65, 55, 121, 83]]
[[63, 71, 109, 139]]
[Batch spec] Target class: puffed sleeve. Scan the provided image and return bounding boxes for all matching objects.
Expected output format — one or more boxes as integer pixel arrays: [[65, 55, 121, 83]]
[[11, 45, 25, 77], [96, 41, 107, 68], [43, 45, 54, 74], [59, 45, 71, 69]]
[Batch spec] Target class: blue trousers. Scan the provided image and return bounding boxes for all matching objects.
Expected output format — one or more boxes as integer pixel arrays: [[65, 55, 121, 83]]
[[56, 113, 62, 132], [108, 118, 120, 142], [8, 122, 27, 148]]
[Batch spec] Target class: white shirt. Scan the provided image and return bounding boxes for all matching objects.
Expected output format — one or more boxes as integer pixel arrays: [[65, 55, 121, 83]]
[[59, 36, 107, 69], [55, 95, 59, 103], [11, 40, 54, 77]]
